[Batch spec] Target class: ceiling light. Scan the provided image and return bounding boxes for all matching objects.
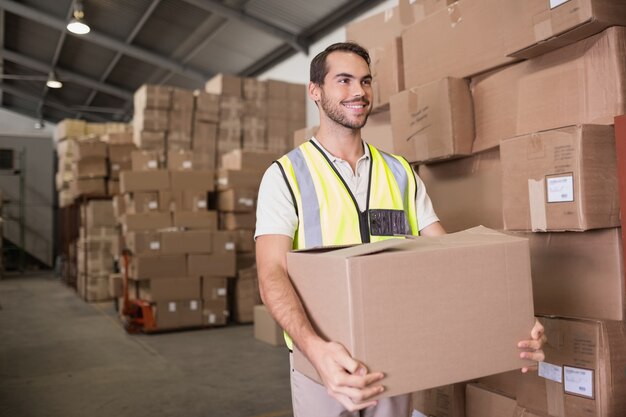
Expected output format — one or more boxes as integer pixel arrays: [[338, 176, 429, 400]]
[[46, 71, 63, 89], [67, 1, 90, 35], [34, 119, 45, 130]]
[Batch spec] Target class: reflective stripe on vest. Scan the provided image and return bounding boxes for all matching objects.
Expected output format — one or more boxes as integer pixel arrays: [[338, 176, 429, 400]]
[[276, 140, 419, 350]]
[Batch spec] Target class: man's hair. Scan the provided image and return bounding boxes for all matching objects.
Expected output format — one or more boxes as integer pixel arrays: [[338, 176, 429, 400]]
[[310, 42, 370, 85]]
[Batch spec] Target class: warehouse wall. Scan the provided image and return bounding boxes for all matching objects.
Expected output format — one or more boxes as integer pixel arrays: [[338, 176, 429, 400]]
[[258, 0, 397, 129], [0, 108, 56, 267]]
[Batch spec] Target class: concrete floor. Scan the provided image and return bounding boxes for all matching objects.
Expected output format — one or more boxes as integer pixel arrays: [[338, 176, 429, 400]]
[[0, 272, 293, 417]]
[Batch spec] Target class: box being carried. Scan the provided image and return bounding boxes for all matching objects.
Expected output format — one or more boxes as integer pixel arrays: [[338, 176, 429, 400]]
[[288, 226, 535, 398]]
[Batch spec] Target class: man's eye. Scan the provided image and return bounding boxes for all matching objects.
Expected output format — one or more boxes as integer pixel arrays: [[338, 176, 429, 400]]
[[339, 78, 349, 84], [362, 79, 372, 86]]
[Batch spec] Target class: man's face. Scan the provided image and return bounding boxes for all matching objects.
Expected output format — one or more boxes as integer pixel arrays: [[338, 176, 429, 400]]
[[312, 51, 373, 130]]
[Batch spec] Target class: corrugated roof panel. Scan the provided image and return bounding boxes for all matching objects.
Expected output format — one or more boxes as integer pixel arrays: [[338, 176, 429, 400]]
[[4, 15, 60, 63], [58, 36, 119, 80], [244, 0, 351, 33], [106, 55, 163, 91]]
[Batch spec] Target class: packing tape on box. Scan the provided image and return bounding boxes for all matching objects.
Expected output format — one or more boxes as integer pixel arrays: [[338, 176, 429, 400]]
[[533, 11, 553, 42], [546, 379, 566, 416], [528, 179, 548, 231]]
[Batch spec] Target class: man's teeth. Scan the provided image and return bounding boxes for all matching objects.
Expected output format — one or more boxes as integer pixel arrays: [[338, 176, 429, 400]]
[[344, 103, 366, 108]]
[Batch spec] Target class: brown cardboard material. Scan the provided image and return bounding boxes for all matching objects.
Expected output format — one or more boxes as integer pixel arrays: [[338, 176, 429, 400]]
[[254, 304, 283, 346], [194, 92, 220, 123], [202, 300, 229, 326], [512, 228, 624, 321], [132, 130, 165, 150], [122, 212, 171, 232], [169, 170, 215, 192], [102, 132, 133, 145], [205, 73, 241, 97], [390, 78, 474, 164], [120, 170, 170, 193], [160, 230, 213, 254], [172, 211, 218, 230], [107, 180, 119, 196], [505, 0, 626, 59], [107, 143, 136, 162], [131, 254, 187, 280], [288, 227, 535, 398], [517, 317, 626, 417], [417, 148, 502, 232], [242, 78, 268, 100], [500, 125, 619, 231], [131, 150, 163, 171], [167, 150, 213, 171], [402, 0, 518, 89], [217, 188, 257, 213], [75, 140, 107, 159], [361, 111, 403, 156], [108, 160, 131, 180], [201, 276, 228, 302], [125, 191, 159, 214], [219, 212, 256, 231], [267, 80, 289, 100], [221, 149, 280, 172], [74, 157, 107, 178], [153, 299, 203, 329], [170, 87, 194, 110], [133, 84, 171, 110], [219, 96, 245, 119], [83, 200, 116, 228], [287, 83, 305, 102], [125, 231, 162, 255], [133, 109, 169, 131], [167, 108, 193, 134], [475, 371, 520, 400], [108, 273, 123, 298], [187, 231, 236, 277], [472, 27, 626, 153], [217, 169, 263, 191], [72, 178, 106, 197], [180, 190, 208, 212], [234, 266, 261, 323], [138, 277, 200, 301], [242, 116, 267, 151], [54, 119, 86, 141], [411, 382, 467, 417], [465, 383, 517, 417], [232, 229, 254, 253], [192, 121, 217, 155], [85, 123, 107, 136], [369, 37, 404, 111]]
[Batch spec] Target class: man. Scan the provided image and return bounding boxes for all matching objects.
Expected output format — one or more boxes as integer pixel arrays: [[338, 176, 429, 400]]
[[255, 42, 546, 416]]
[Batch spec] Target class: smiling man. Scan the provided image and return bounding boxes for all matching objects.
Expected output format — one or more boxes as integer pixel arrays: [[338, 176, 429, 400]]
[[255, 42, 545, 417]]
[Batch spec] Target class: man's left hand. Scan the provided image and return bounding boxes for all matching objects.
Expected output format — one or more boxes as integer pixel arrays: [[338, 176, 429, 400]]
[[517, 318, 547, 373]]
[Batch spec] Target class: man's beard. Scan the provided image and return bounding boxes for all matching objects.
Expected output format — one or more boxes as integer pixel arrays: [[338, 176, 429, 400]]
[[319, 90, 371, 130]]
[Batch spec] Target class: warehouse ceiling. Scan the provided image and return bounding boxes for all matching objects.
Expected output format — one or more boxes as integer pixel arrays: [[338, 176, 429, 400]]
[[0, 0, 384, 125]]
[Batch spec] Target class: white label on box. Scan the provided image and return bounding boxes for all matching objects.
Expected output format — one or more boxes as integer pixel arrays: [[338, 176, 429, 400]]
[[550, 0, 570, 9], [168, 302, 176, 312], [225, 242, 235, 251], [546, 175, 574, 203], [218, 178, 227, 186], [182, 160, 192, 169], [238, 198, 254, 207], [112, 164, 120, 171], [149, 241, 160, 250], [411, 410, 427, 417], [148, 160, 157, 169], [190, 300, 198, 310], [539, 362, 562, 383], [217, 288, 226, 296], [564, 366, 594, 398], [148, 201, 158, 210], [197, 200, 207, 208], [208, 314, 216, 324]]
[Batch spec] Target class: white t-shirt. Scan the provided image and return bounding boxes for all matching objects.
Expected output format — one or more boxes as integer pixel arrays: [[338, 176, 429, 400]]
[[254, 138, 439, 239]]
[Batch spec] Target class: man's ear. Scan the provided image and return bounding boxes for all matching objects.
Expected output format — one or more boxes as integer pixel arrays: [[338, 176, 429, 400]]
[[308, 81, 320, 102]]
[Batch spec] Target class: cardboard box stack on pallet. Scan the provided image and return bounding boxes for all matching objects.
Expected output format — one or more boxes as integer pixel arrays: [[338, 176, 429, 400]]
[[346, 0, 626, 415]]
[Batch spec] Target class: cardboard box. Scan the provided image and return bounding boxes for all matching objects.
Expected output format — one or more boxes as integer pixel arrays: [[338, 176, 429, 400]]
[[74, 157, 107, 179], [112, 194, 125, 218], [120, 170, 170, 193], [138, 277, 200, 301], [254, 304, 283, 346], [217, 169, 263, 191], [288, 227, 535, 398], [220, 96, 245, 119], [75, 140, 107, 159], [172, 211, 218, 230], [180, 190, 208, 212], [153, 299, 203, 329], [54, 119, 86, 141], [122, 212, 171, 232], [102, 132, 133, 145], [412, 382, 467, 417], [220, 212, 255, 231], [134, 84, 171, 110], [233, 266, 260, 323], [187, 231, 237, 277], [513, 228, 624, 321], [194, 92, 219, 123], [369, 37, 404, 111], [517, 317, 626, 417], [108, 160, 131, 180], [221, 149, 280, 172], [72, 178, 107, 197], [390, 77, 473, 164], [217, 188, 257, 212], [160, 230, 213, 254], [83, 200, 115, 228], [107, 143, 136, 162], [500, 125, 619, 231], [417, 148, 502, 233], [170, 87, 194, 110], [133, 109, 169, 131], [168, 109, 193, 134], [475, 371, 520, 401], [131, 150, 162, 171], [167, 150, 213, 171], [232, 229, 254, 253], [125, 191, 160, 214], [505, 0, 626, 59], [360, 111, 401, 156], [108, 273, 123, 298], [465, 383, 517, 417], [471, 27, 626, 153], [402, 0, 518, 89], [242, 116, 267, 151], [242, 78, 268, 100], [205, 73, 241, 97], [192, 121, 218, 156], [169, 170, 215, 192], [131, 254, 187, 280], [132, 130, 166, 150], [125, 231, 162, 254], [267, 80, 289, 100], [202, 301, 229, 326], [202, 276, 228, 302]]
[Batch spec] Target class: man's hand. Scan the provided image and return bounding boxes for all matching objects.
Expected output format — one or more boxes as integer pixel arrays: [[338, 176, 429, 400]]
[[306, 339, 385, 412], [518, 318, 547, 373]]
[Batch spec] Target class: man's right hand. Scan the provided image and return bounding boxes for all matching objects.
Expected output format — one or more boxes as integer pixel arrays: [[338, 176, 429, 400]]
[[306, 339, 386, 411]]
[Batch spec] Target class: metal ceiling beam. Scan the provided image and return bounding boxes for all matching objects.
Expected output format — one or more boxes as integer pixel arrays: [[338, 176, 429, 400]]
[[181, 0, 308, 53], [0, 82, 108, 122], [1, 48, 133, 100], [0, 0, 207, 82]]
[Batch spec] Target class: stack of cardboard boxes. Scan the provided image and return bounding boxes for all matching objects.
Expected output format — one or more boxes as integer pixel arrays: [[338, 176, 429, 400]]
[[346, 0, 626, 415], [76, 200, 117, 302]]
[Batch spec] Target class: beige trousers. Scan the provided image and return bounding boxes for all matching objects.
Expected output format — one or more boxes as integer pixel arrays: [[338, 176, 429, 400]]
[[289, 353, 411, 417]]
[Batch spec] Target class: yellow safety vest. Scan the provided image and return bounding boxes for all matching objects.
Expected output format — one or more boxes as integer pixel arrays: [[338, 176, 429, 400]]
[[275, 140, 420, 349]]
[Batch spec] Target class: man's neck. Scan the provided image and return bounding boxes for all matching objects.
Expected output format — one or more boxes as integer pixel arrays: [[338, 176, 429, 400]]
[[315, 123, 364, 169]]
